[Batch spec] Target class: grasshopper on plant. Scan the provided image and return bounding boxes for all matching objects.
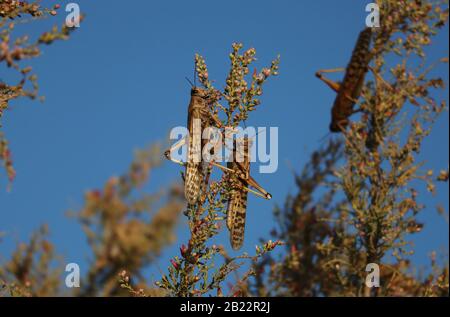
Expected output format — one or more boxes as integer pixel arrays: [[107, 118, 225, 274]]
[[316, 27, 373, 133], [164, 86, 218, 205], [225, 136, 271, 250]]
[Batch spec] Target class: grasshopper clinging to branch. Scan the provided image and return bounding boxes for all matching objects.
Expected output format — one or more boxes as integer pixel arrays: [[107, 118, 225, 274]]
[[164, 85, 220, 205], [316, 27, 374, 133], [225, 136, 266, 250]]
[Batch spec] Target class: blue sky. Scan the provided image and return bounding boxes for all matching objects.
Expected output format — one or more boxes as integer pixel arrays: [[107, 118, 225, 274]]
[[1, 0, 448, 288]]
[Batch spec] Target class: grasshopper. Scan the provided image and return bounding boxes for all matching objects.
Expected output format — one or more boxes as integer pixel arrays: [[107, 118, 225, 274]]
[[214, 131, 271, 250], [316, 27, 373, 133], [164, 86, 215, 205], [226, 137, 254, 250], [229, 136, 272, 250]]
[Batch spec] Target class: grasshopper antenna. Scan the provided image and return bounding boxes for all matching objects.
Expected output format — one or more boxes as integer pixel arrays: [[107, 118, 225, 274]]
[[185, 77, 194, 87], [317, 131, 332, 145], [243, 127, 267, 144], [248, 127, 267, 140], [252, 127, 266, 139], [234, 126, 267, 141]]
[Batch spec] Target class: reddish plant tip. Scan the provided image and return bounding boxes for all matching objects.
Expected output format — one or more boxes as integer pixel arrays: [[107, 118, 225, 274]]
[[180, 244, 188, 256], [170, 259, 179, 270]]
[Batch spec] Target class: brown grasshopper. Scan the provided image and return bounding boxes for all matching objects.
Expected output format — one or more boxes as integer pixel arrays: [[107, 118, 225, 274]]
[[164, 86, 214, 204], [212, 130, 271, 250], [316, 27, 373, 133], [225, 137, 257, 250]]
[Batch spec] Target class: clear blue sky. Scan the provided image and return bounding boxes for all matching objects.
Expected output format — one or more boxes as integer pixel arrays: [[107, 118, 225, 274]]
[[1, 0, 448, 286]]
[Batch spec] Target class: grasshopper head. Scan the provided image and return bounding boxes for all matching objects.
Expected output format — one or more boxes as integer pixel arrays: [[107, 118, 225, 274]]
[[191, 87, 208, 99]]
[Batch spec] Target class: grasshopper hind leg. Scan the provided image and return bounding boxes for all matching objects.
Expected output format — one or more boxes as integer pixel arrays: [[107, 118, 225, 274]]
[[227, 186, 248, 250]]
